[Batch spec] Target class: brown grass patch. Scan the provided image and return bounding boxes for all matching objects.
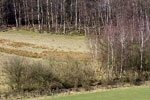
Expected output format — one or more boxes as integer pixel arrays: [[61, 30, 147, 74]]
[[0, 38, 90, 59], [0, 47, 91, 59], [0, 39, 10, 43], [7, 42, 35, 48], [0, 38, 48, 50], [0, 47, 42, 58], [7, 41, 49, 49], [32, 45, 49, 49]]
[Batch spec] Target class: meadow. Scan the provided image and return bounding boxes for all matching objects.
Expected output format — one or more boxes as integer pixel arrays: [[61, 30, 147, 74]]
[[0, 30, 91, 59], [0, 30, 90, 94], [29, 86, 150, 100]]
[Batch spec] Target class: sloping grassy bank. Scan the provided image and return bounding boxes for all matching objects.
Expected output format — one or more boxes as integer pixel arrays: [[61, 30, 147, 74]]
[[39, 86, 150, 100]]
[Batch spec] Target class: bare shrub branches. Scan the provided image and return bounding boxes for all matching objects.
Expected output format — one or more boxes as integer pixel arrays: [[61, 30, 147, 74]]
[[2, 56, 96, 92], [88, 0, 150, 82]]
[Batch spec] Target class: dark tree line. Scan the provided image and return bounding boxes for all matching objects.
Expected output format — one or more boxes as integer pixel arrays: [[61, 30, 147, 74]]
[[0, 0, 102, 33], [0, 0, 148, 34]]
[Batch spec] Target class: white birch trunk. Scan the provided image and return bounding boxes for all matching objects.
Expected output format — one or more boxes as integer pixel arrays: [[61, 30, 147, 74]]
[[13, 0, 19, 30], [37, 0, 41, 32], [47, 0, 50, 32]]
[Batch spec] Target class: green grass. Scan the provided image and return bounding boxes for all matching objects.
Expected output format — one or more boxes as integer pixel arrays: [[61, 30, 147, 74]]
[[2, 30, 86, 40], [40, 87, 150, 100]]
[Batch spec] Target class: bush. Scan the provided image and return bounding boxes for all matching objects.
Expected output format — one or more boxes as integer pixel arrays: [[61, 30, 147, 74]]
[[2, 56, 96, 92], [23, 62, 55, 91], [2, 57, 28, 91], [48, 57, 96, 90], [2, 57, 55, 92]]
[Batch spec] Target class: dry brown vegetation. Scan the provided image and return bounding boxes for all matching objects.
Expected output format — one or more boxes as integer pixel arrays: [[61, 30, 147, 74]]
[[7, 41, 35, 48], [0, 47, 91, 60], [0, 47, 42, 58], [0, 38, 90, 59], [7, 41, 49, 49], [0, 32, 91, 95], [0, 39, 11, 44]]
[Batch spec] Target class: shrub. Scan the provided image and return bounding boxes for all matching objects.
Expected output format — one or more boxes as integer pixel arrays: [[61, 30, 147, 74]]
[[23, 62, 55, 91], [2, 57, 55, 92], [2, 56, 96, 92], [49, 57, 96, 90], [2, 57, 28, 91]]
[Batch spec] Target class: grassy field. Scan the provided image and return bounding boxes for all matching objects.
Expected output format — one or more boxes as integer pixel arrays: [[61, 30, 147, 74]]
[[0, 30, 90, 93], [0, 30, 90, 59], [37, 86, 150, 100], [0, 30, 88, 52]]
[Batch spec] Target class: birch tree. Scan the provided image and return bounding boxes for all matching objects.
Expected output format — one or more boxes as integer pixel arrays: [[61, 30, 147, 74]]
[[46, 0, 50, 32], [13, 0, 19, 30], [37, 0, 41, 32]]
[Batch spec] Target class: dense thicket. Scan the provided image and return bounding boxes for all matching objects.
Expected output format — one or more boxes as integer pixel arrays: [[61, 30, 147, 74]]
[[2, 57, 96, 92], [88, 0, 150, 81]]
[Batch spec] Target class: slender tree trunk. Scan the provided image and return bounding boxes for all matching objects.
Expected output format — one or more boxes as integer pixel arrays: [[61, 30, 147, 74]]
[[56, 13, 58, 33], [23, 0, 27, 30], [110, 32, 114, 77], [25, 0, 30, 29], [120, 27, 126, 77], [140, 20, 144, 72], [18, 0, 21, 28], [50, 0, 54, 28], [55, 1, 58, 33], [63, 0, 66, 34], [37, 0, 41, 32], [71, 0, 73, 24], [60, 0, 63, 30], [47, 0, 50, 32], [107, 30, 110, 80], [13, 0, 19, 30], [31, 0, 35, 31], [41, 2, 44, 32], [0, 0, 3, 25], [75, 0, 78, 30], [95, 33, 98, 58]]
